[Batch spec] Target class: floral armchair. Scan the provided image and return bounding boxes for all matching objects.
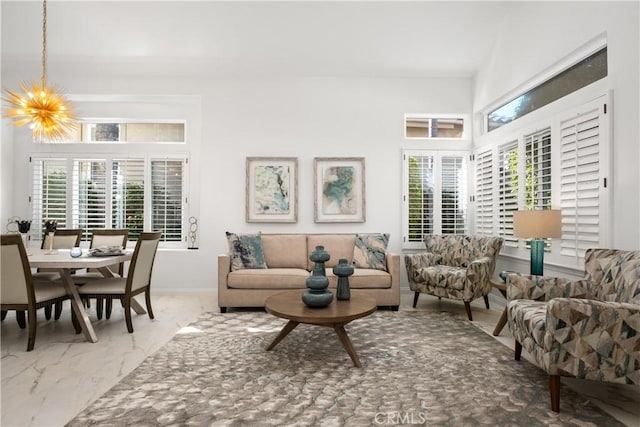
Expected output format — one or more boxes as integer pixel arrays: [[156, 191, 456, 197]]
[[404, 235, 503, 320], [507, 248, 640, 412]]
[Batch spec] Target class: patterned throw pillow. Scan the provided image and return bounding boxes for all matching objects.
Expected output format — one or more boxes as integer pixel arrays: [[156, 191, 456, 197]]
[[352, 233, 389, 271], [226, 232, 267, 271]]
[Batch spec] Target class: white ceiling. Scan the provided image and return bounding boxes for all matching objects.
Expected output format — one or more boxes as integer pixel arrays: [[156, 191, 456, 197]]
[[1, 1, 514, 79]]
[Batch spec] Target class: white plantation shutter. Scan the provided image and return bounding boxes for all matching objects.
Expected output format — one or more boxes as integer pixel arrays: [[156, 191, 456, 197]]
[[524, 128, 552, 210], [72, 160, 107, 240], [474, 149, 493, 236], [406, 154, 435, 244], [402, 150, 469, 248], [111, 159, 145, 240], [559, 99, 608, 260], [498, 140, 519, 247], [441, 156, 467, 234], [151, 159, 185, 242], [31, 159, 68, 240]]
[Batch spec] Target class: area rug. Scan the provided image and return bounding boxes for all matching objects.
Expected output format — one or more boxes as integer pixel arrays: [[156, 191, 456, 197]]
[[67, 310, 622, 426]]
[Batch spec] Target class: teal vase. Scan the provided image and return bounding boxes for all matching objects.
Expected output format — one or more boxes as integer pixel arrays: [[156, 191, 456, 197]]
[[302, 245, 334, 308], [333, 258, 354, 301]]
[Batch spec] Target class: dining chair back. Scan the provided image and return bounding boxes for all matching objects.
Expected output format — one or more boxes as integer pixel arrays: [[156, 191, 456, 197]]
[[1, 234, 70, 351], [77, 232, 162, 333], [89, 229, 129, 275], [41, 229, 83, 250]]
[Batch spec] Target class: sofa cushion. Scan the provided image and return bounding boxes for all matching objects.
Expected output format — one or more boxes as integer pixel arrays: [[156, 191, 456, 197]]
[[226, 232, 267, 271], [508, 299, 548, 348], [227, 268, 309, 289], [326, 268, 391, 289], [307, 234, 356, 270], [262, 234, 308, 269], [353, 233, 389, 271]]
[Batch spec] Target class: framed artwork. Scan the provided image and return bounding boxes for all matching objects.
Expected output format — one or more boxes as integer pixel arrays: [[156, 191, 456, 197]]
[[314, 157, 365, 223], [246, 157, 298, 223]]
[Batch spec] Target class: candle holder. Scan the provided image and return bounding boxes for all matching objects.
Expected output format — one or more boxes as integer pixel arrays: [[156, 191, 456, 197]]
[[44, 220, 58, 255]]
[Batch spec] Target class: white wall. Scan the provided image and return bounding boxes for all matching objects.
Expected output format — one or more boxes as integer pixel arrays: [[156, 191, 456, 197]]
[[473, 1, 640, 278], [1, 73, 472, 291]]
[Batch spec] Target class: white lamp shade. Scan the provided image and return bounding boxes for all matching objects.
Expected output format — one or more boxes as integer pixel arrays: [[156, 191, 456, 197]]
[[513, 209, 562, 239]]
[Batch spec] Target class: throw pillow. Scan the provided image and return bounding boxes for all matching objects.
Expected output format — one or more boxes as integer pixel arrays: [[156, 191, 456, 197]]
[[226, 232, 267, 271], [352, 233, 389, 271]]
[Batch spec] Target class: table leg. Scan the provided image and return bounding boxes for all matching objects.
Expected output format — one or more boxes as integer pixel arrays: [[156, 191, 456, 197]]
[[97, 266, 146, 315], [266, 320, 299, 350], [58, 269, 98, 343], [333, 323, 362, 368]]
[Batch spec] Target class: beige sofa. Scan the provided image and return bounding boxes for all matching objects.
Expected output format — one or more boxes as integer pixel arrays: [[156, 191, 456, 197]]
[[218, 233, 400, 312]]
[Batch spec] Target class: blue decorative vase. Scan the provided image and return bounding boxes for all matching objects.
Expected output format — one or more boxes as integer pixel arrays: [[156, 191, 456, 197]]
[[333, 258, 354, 301], [302, 245, 334, 308]]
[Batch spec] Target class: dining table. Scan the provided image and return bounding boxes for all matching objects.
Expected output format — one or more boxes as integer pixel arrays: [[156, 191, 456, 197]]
[[28, 248, 146, 343]]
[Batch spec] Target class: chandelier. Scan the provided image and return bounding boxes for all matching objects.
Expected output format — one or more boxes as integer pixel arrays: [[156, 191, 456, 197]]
[[2, 0, 76, 142]]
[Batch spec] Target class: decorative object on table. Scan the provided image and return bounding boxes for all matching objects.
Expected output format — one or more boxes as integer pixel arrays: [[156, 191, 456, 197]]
[[513, 209, 561, 275], [44, 220, 58, 255], [70, 247, 83, 258], [302, 245, 334, 308], [333, 258, 354, 301], [246, 157, 298, 223], [1, 0, 76, 142], [314, 157, 365, 223], [5, 217, 32, 255], [188, 216, 199, 249]]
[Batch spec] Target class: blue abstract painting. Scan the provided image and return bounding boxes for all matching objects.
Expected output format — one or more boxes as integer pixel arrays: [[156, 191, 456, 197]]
[[322, 166, 356, 214], [254, 165, 290, 214]]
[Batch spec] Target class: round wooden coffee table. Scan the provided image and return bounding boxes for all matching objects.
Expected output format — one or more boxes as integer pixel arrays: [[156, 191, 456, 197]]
[[265, 290, 377, 368]]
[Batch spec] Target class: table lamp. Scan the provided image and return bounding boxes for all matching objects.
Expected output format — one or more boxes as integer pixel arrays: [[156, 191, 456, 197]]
[[513, 209, 561, 275]]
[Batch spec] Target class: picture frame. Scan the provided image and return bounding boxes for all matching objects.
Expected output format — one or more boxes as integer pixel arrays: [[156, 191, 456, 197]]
[[314, 157, 365, 223], [246, 157, 298, 223]]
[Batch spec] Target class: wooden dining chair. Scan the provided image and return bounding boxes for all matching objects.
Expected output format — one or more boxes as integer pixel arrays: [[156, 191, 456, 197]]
[[1, 234, 72, 351], [34, 228, 83, 321], [77, 232, 161, 333], [73, 229, 129, 319]]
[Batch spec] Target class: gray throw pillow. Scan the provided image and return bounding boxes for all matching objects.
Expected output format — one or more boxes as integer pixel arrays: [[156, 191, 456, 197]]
[[352, 233, 389, 271], [226, 232, 267, 271]]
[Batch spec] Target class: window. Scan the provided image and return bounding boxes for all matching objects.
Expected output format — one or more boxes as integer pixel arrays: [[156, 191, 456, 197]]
[[473, 94, 610, 269], [31, 155, 188, 246], [60, 120, 186, 143], [487, 47, 607, 132], [404, 115, 468, 139], [403, 150, 468, 249]]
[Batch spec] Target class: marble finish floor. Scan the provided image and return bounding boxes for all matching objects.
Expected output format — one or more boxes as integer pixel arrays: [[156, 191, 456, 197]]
[[2, 291, 639, 426]]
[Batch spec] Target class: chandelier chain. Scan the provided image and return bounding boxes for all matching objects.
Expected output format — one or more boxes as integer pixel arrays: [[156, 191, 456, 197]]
[[41, 0, 47, 87]]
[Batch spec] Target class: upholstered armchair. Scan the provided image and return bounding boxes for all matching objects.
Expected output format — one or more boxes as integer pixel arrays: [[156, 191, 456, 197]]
[[507, 248, 640, 412], [404, 235, 503, 320]]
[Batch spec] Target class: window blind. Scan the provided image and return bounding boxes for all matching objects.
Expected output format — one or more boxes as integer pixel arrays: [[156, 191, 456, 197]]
[[111, 159, 145, 240], [31, 159, 68, 240], [406, 154, 435, 243], [474, 149, 493, 236], [524, 128, 552, 210], [72, 159, 107, 240], [498, 140, 519, 247], [559, 104, 603, 259], [441, 156, 467, 234], [151, 159, 184, 242]]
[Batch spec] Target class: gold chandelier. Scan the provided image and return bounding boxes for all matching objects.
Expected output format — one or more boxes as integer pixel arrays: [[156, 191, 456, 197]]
[[2, 0, 76, 142]]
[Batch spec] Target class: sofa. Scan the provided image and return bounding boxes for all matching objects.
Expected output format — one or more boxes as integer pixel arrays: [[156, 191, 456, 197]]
[[218, 233, 400, 312], [507, 248, 640, 412], [404, 234, 503, 320]]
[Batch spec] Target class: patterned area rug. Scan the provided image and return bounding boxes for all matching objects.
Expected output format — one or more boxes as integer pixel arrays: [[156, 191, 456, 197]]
[[67, 311, 622, 426]]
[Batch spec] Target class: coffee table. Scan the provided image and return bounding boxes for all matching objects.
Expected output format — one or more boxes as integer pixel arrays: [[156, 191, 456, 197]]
[[265, 290, 377, 368]]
